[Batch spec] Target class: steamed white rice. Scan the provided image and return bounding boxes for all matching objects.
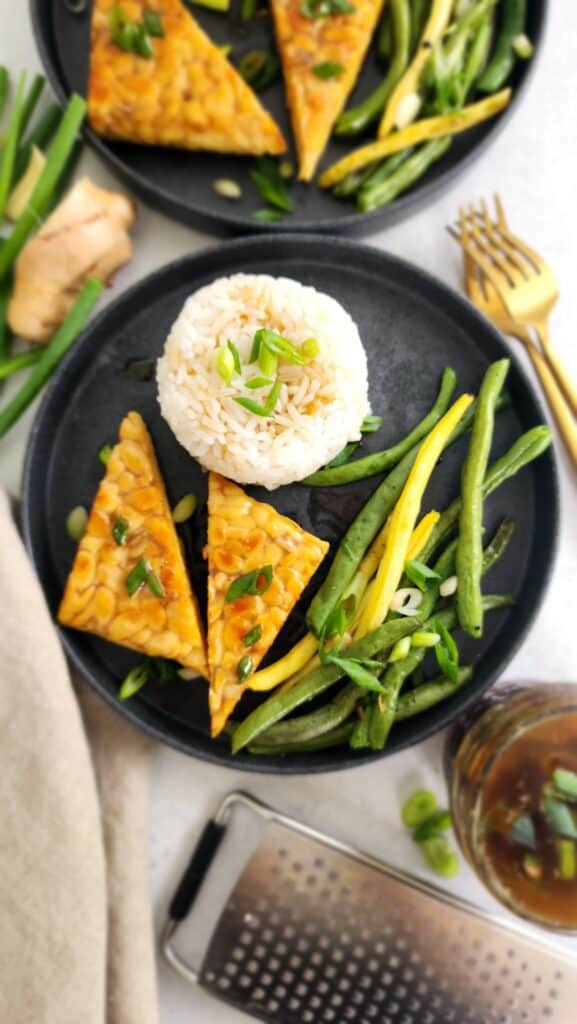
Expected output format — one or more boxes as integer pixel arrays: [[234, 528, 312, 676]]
[[156, 274, 369, 489]]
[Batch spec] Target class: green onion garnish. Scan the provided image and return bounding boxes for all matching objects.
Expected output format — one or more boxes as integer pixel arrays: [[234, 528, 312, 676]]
[[553, 768, 577, 801], [112, 515, 129, 546], [556, 838, 576, 880], [412, 810, 452, 844], [215, 344, 236, 384], [387, 636, 411, 663], [234, 377, 283, 417], [227, 339, 242, 374], [405, 559, 442, 592], [66, 505, 87, 543], [422, 836, 459, 878], [172, 493, 197, 523], [109, 5, 157, 58], [312, 61, 345, 79], [543, 797, 577, 839], [410, 630, 440, 649], [147, 570, 165, 598], [258, 344, 277, 379], [401, 789, 437, 829], [238, 50, 280, 91], [99, 444, 113, 465], [118, 661, 150, 700], [126, 557, 149, 596], [507, 812, 537, 850], [225, 565, 273, 603], [361, 414, 383, 433], [250, 157, 293, 213], [237, 655, 254, 682], [433, 619, 459, 684], [244, 624, 263, 647], [300, 0, 355, 18], [142, 7, 164, 36], [252, 208, 285, 223], [245, 376, 272, 390], [301, 337, 320, 359], [322, 652, 384, 693]]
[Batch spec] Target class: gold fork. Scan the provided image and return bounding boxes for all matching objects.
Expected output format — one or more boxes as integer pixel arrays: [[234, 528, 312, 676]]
[[452, 194, 577, 419], [458, 242, 577, 468]]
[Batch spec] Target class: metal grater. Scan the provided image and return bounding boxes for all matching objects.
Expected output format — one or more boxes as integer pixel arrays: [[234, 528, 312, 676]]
[[162, 792, 577, 1024]]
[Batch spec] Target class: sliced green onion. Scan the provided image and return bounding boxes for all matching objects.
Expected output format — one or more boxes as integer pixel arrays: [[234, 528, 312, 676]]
[[361, 414, 383, 433], [313, 61, 345, 79], [215, 344, 235, 384], [126, 556, 149, 597], [227, 339, 242, 374], [118, 661, 150, 700], [258, 345, 277, 379], [325, 441, 360, 469], [254, 328, 306, 365], [264, 378, 282, 413], [172, 493, 197, 523], [240, 0, 258, 19], [252, 208, 285, 223], [401, 789, 437, 829], [112, 515, 129, 546], [279, 161, 294, 179], [411, 631, 440, 649], [244, 624, 262, 647], [522, 853, 542, 880], [433, 619, 459, 685], [556, 838, 576, 880], [187, 0, 230, 9], [301, 337, 320, 359], [142, 7, 165, 36], [553, 768, 577, 801], [405, 559, 442, 592], [422, 836, 460, 878], [99, 444, 113, 465], [412, 810, 452, 843], [323, 652, 384, 693], [66, 505, 87, 543], [177, 667, 198, 680], [245, 376, 272, 390], [250, 157, 293, 213], [439, 574, 458, 597], [388, 636, 411, 663], [237, 654, 254, 682], [512, 33, 533, 59], [300, 0, 355, 18], [147, 570, 165, 598], [238, 50, 280, 91], [213, 178, 242, 199], [234, 396, 270, 416], [543, 798, 577, 839], [225, 565, 273, 603], [508, 812, 537, 850]]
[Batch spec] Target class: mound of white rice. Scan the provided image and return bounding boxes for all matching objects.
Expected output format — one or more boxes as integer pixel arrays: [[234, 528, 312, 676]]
[[157, 274, 369, 489]]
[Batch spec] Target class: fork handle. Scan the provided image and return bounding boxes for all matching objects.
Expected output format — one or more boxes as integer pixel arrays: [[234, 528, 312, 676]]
[[525, 340, 577, 469], [535, 321, 577, 419]]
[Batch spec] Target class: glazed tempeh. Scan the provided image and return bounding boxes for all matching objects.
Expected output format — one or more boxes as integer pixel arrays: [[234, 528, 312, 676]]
[[59, 411, 208, 677]]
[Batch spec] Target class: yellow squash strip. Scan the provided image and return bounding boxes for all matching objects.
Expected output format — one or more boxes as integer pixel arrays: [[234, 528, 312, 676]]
[[319, 90, 511, 188], [356, 395, 474, 637], [247, 632, 318, 692], [406, 510, 440, 560], [379, 0, 454, 138]]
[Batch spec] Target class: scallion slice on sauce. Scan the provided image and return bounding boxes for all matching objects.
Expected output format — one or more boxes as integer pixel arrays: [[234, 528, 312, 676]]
[[244, 624, 263, 647], [112, 515, 129, 546], [225, 566, 273, 603]]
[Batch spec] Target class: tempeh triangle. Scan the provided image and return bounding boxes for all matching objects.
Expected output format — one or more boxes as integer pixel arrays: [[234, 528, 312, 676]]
[[270, 0, 384, 180], [59, 412, 208, 678], [88, 0, 286, 156], [207, 473, 329, 737]]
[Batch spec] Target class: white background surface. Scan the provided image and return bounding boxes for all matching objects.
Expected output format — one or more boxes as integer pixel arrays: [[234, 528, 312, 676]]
[[1, 4, 577, 1021]]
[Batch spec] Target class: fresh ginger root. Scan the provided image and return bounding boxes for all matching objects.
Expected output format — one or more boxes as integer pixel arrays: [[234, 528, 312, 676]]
[[8, 177, 136, 344]]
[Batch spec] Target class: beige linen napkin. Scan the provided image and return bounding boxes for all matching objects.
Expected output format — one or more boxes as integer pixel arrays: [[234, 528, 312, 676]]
[[0, 491, 158, 1024]]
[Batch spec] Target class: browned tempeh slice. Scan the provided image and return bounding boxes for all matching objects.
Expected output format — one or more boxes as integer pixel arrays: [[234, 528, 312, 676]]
[[59, 412, 208, 677], [88, 0, 286, 156], [270, 0, 384, 180], [207, 472, 329, 737]]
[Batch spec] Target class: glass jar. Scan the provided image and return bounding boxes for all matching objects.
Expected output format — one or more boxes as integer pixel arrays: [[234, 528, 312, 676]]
[[446, 683, 577, 932]]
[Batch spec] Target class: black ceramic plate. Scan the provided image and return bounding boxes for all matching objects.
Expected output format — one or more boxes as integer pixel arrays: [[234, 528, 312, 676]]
[[22, 236, 558, 773], [31, 0, 547, 235]]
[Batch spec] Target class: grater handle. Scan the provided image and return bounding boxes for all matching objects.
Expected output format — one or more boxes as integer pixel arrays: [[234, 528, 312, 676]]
[[169, 820, 226, 922]]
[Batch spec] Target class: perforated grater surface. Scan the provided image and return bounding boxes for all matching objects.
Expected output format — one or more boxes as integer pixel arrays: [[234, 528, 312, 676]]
[[162, 792, 577, 1024]]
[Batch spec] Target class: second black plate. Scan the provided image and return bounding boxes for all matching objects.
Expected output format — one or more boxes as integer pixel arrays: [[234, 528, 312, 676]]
[[31, 0, 547, 235], [21, 235, 558, 773]]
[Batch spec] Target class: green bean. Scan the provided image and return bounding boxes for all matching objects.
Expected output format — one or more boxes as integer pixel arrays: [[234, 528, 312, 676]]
[[13, 102, 61, 184], [377, 4, 393, 60], [455, 14, 493, 105], [477, 0, 527, 92], [457, 359, 509, 637], [352, 150, 414, 196], [0, 94, 86, 282], [0, 349, 42, 380], [0, 67, 8, 121], [357, 137, 452, 212], [304, 366, 456, 487], [254, 681, 360, 746], [0, 277, 12, 365], [410, 0, 429, 55], [0, 71, 26, 223], [232, 617, 420, 753], [248, 722, 354, 755], [18, 73, 45, 138], [335, 0, 411, 137], [395, 667, 472, 719], [332, 162, 381, 199], [444, 0, 497, 72], [418, 425, 552, 565], [0, 278, 103, 438]]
